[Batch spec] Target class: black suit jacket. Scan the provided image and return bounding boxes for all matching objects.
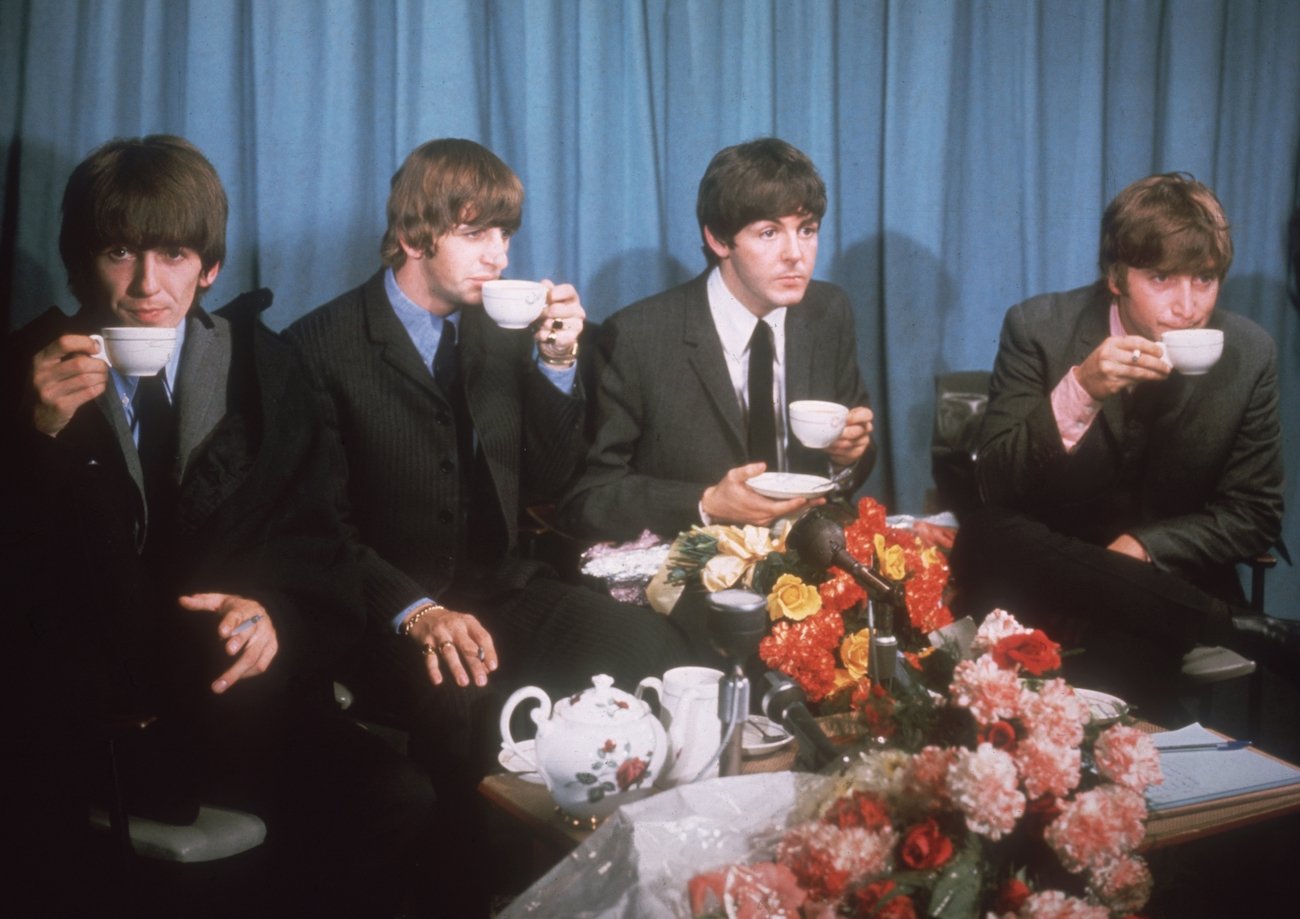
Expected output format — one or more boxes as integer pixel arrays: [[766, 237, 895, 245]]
[[285, 271, 586, 623], [560, 272, 876, 541], [2, 291, 362, 728], [976, 282, 1284, 580]]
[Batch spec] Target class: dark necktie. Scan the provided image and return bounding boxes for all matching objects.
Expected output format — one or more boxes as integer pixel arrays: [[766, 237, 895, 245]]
[[134, 370, 178, 536], [433, 320, 459, 392], [747, 320, 778, 468]]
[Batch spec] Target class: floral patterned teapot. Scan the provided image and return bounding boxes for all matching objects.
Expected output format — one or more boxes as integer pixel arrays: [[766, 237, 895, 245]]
[[499, 674, 668, 823]]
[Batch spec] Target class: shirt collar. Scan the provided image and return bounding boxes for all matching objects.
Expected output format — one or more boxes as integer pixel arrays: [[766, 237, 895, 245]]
[[385, 267, 460, 369], [706, 266, 786, 362]]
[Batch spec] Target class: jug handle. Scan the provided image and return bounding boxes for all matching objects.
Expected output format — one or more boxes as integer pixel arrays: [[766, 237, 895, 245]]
[[499, 686, 552, 772], [635, 676, 664, 709]]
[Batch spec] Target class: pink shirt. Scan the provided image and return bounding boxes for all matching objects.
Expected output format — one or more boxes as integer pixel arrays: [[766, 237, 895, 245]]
[[1049, 303, 1127, 452]]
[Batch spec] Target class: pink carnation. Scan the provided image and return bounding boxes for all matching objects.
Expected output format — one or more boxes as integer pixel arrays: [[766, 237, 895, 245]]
[[950, 656, 1026, 726], [1088, 853, 1153, 913], [1043, 785, 1147, 873], [1016, 889, 1110, 918], [1019, 679, 1087, 748], [1093, 725, 1163, 793], [904, 745, 956, 807], [946, 744, 1025, 839], [972, 608, 1031, 654], [776, 821, 896, 900], [1014, 738, 1082, 800]]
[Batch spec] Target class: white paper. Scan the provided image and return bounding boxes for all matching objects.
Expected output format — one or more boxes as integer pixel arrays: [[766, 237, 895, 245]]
[[1146, 722, 1300, 811]]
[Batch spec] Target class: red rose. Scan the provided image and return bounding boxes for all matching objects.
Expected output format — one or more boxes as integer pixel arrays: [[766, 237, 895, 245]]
[[993, 878, 1031, 913], [898, 817, 953, 870], [979, 720, 1018, 752], [615, 756, 648, 791], [852, 880, 917, 919], [992, 630, 1061, 675], [823, 791, 892, 831], [1025, 793, 1062, 831]]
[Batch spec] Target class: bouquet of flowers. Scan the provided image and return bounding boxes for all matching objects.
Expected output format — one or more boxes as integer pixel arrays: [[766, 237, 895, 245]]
[[686, 609, 1164, 919], [649, 497, 956, 707]]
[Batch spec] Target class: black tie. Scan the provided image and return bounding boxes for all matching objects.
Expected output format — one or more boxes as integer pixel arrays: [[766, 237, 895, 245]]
[[134, 371, 178, 535], [747, 320, 778, 468], [433, 320, 459, 392]]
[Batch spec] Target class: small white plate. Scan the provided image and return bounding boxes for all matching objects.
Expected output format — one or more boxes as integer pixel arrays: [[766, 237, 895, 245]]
[[742, 715, 794, 755], [499, 740, 545, 784], [1076, 688, 1126, 725], [746, 472, 836, 500]]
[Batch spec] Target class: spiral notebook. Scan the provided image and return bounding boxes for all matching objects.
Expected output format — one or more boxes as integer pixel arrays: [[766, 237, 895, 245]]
[[1145, 723, 1300, 812]]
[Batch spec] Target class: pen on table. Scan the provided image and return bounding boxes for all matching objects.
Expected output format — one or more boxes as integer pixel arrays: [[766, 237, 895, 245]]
[[232, 614, 263, 636], [1157, 740, 1251, 753]]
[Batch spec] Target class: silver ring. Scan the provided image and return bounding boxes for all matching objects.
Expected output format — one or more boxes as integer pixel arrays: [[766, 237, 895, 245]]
[[477, 647, 487, 662], [1130, 348, 1141, 364]]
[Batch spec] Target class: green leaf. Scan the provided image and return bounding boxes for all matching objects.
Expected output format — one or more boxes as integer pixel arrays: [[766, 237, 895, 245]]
[[928, 835, 983, 919], [576, 772, 598, 785]]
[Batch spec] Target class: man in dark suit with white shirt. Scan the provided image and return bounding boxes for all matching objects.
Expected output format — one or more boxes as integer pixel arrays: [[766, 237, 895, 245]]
[[952, 173, 1300, 715], [2, 135, 432, 916], [560, 137, 877, 542]]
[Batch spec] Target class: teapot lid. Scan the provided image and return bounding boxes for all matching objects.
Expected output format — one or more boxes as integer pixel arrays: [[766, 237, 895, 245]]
[[554, 674, 647, 725]]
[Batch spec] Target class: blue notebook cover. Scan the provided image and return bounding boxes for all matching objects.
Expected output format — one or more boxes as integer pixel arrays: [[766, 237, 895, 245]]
[[1145, 723, 1300, 811]]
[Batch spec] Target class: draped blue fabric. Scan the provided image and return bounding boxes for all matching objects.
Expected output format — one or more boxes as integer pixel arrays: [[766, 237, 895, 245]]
[[4, 0, 1299, 611]]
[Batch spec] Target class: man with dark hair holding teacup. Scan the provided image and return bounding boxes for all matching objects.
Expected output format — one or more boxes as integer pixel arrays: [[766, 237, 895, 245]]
[[952, 172, 1298, 720], [560, 137, 877, 543], [286, 138, 705, 916], [1, 135, 433, 915]]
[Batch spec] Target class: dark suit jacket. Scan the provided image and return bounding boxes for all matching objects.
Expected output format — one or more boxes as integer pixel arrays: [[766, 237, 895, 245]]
[[2, 291, 362, 729], [284, 270, 586, 623], [560, 272, 876, 541], [976, 282, 1283, 581]]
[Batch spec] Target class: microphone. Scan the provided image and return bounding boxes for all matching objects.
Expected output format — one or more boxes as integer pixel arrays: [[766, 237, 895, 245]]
[[787, 512, 906, 611], [762, 672, 844, 772]]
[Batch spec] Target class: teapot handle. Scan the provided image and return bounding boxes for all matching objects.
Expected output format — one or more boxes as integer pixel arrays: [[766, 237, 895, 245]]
[[635, 676, 664, 708], [499, 686, 552, 772]]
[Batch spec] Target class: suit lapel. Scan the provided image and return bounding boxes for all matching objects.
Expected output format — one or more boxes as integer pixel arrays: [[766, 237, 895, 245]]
[[362, 272, 445, 404], [176, 310, 231, 482], [682, 278, 746, 452]]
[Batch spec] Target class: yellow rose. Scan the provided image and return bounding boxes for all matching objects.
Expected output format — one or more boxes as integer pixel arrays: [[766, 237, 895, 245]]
[[873, 534, 908, 581], [701, 554, 746, 592], [920, 545, 941, 569], [767, 574, 821, 621], [840, 628, 873, 680]]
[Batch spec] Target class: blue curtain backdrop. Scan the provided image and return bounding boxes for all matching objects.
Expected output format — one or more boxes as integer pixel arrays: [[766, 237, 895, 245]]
[[4, 0, 1299, 613]]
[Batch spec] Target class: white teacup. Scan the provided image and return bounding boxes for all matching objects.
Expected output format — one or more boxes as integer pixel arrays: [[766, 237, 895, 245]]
[[789, 400, 849, 449], [481, 280, 549, 329], [90, 326, 177, 376], [1159, 328, 1224, 376], [636, 666, 724, 788]]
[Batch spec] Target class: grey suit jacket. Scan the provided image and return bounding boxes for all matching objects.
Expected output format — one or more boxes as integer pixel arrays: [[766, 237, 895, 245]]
[[976, 282, 1283, 579], [561, 272, 875, 541], [286, 271, 586, 622]]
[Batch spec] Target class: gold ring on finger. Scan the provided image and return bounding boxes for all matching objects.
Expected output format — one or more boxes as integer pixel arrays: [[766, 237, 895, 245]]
[[551, 319, 563, 331], [421, 644, 438, 656], [546, 333, 557, 346], [438, 640, 455, 653]]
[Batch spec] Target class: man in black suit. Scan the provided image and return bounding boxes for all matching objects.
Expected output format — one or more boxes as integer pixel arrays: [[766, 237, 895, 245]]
[[286, 139, 702, 913], [2, 136, 432, 916], [560, 137, 877, 542], [952, 173, 1300, 714]]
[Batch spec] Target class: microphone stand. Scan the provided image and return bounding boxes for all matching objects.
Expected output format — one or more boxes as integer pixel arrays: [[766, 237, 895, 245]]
[[701, 589, 769, 779]]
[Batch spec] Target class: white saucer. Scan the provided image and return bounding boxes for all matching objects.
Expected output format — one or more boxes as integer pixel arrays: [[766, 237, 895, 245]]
[[746, 472, 836, 500], [498, 740, 545, 784], [742, 715, 794, 755], [1075, 688, 1126, 725]]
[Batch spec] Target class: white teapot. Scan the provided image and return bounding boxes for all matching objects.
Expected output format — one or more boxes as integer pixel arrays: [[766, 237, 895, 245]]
[[499, 674, 668, 822]]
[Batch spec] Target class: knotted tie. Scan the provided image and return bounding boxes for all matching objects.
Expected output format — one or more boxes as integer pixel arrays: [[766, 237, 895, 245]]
[[746, 320, 778, 468], [432, 319, 459, 392], [134, 370, 178, 537]]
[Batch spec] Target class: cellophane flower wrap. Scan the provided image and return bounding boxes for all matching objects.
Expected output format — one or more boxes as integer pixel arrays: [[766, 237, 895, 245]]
[[682, 609, 1162, 918]]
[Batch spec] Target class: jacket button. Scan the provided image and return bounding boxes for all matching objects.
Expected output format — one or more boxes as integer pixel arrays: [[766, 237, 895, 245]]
[[438, 510, 454, 524], [435, 412, 451, 426], [440, 460, 455, 473]]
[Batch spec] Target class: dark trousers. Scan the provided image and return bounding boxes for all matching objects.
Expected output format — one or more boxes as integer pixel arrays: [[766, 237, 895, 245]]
[[950, 507, 1243, 723]]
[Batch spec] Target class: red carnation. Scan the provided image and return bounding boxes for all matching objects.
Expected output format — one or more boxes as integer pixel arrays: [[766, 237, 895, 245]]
[[823, 791, 892, 831], [980, 720, 1019, 752], [852, 879, 917, 919], [898, 817, 953, 870], [992, 629, 1061, 675]]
